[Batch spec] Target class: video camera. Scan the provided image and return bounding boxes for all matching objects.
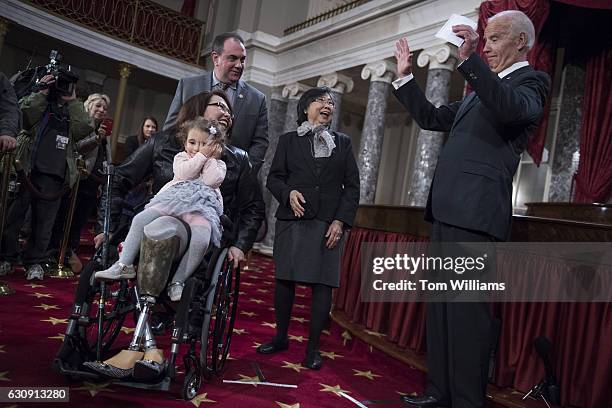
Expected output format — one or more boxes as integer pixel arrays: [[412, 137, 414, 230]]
[[32, 50, 79, 98]]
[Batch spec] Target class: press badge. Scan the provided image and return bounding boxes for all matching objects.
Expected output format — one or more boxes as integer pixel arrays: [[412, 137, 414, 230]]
[[56, 135, 69, 150]]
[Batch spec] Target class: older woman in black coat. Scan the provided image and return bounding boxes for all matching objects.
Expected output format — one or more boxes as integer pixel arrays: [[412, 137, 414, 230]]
[[257, 86, 360, 369]]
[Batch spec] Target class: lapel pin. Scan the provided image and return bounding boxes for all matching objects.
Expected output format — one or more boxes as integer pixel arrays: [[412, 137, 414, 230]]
[[238, 94, 244, 99]]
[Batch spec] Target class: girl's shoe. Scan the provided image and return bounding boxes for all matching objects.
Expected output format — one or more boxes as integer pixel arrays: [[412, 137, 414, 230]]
[[95, 262, 136, 281]]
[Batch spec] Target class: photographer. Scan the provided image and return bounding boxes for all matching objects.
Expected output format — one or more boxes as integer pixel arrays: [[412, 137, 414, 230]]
[[0, 73, 93, 280], [48, 93, 111, 273]]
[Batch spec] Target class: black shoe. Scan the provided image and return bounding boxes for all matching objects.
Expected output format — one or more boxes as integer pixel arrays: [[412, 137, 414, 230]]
[[256, 339, 289, 354], [302, 350, 322, 370], [400, 394, 449, 407]]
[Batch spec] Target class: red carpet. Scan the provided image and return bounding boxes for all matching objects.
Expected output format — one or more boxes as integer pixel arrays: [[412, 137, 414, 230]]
[[0, 253, 426, 407]]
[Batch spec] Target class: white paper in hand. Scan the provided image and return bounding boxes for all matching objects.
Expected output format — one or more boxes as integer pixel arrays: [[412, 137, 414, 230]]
[[435, 14, 478, 47]]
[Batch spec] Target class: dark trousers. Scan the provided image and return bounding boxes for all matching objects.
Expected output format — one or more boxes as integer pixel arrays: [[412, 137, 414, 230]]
[[426, 221, 494, 408], [0, 172, 64, 266], [48, 185, 98, 256]]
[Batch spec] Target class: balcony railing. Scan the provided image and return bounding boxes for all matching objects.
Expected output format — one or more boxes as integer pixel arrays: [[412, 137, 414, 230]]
[[284, 0, 372, 36], [24, 0, 205, 65]]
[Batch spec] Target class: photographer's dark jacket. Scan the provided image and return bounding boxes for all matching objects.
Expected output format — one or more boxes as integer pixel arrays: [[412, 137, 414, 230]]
[[267, 130, 360, 228], [17, 92, 93, 187], [100, 129, 265, 252]]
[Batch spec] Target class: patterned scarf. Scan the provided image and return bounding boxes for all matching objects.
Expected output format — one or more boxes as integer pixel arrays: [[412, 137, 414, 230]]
[[296, 121, 336, 158]]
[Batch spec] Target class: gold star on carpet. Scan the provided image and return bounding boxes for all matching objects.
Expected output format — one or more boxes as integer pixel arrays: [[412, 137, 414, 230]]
[[322, 329, 331, 336], [190, 392, 216, 406], [319, 383, 350, 396], [353, 369, 381, 380], [237, 374, 260, 386], [256, 288, 268, 293], [369, 345, 373, 353], [288, 335, 306, 343], [48, 333, 65, 341], [396, 391, 418, 396], [252, 341, 262, 348], [250, 298, 264, 304], [25, 283, 45, 288], [239, 291, 247, 296], [233, 328, 246, 335], [276, 401, 300, 408], [341, 330, 352, 346], [0, 345, 5, 353], [295, 293, 306, 298], [294, 304, 306, 309], [35, 303, 60, 311], [281, 361, 306, 373], [226, 353, 236, 360], [41, 317, 68, 325], [291, 317, 306, 323], [240, 311, 257, 317], [261, 321, 276, 329], [0, 371, 10, 382], [268, 307, 275, 311], [73, 381, 114, 397], [241, 282, 254, 286], [120, 326, 135, 335], [30, 292, 52, 299], [320, 350, 343, 360], [364, 329, 385, 338]]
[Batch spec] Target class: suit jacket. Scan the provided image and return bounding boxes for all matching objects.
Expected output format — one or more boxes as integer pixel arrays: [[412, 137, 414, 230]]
[[394, 54, 550, 241], [163, 71, 269, 171], [267, 130, 360, 228]]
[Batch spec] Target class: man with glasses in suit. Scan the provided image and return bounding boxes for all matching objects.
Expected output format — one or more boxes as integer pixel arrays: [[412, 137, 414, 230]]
[[164, 32, 269, 173]]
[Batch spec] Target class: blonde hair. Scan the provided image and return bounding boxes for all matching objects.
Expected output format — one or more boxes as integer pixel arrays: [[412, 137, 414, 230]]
[[84, 93, 110, 114]]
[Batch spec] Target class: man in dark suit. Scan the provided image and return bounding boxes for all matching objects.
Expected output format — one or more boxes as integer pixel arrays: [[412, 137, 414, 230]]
[[393, 10, 550, 408], [164, 32, 268, 172]]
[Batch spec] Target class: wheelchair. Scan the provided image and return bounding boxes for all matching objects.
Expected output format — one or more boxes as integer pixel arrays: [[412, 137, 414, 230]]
[[54, 213, 240, 400]]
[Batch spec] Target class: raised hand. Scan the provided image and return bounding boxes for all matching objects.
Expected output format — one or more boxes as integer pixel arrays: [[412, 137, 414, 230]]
[[452, 24, 479, 61], [394, 37, 414, 77]]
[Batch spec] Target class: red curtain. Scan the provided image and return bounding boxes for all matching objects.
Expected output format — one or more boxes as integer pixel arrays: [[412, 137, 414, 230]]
[[573, 48, 612, 203], [476, 1, 555, 165], [336, 227, 612, 407], [181, 0, 197, 17]]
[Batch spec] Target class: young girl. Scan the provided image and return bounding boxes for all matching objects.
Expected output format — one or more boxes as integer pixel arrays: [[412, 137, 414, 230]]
[[95, 118, 226, 301]]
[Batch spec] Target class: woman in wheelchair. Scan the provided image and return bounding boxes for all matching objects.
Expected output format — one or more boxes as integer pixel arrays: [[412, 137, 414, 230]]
[[95, 118, 227, 301], [56, 90, 263, 391], [83, 119, 227, 379]]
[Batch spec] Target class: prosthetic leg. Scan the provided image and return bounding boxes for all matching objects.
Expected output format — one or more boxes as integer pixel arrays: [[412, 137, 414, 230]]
[[84, 216, 188, 381]]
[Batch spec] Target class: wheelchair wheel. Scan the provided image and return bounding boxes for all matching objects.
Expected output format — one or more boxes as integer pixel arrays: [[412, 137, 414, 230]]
[[182, 355, 202, 400], [77, 262, 135, 358], [210, 259, 240, 373], [199, 247, 240, 377]]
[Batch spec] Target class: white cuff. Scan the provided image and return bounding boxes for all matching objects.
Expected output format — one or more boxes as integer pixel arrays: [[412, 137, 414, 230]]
[[392, 74, 414, 90]]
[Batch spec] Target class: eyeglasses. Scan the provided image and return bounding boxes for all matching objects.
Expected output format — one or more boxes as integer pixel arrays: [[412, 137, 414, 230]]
[[208, 102, 233, 116], [314, 97, 335, 108]]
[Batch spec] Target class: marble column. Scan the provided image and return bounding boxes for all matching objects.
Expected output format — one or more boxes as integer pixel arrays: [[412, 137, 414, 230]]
[[0, 18, 9, 58], [406, 44, 457, 206], [548, 64, 585, 202], [358, 60, 396, 204], [259, 82, 310, 251], [111, 63, 132, 162], [317, 72, 354, 131], [282, 82, 311, 133], [260, 88, 288, 249]]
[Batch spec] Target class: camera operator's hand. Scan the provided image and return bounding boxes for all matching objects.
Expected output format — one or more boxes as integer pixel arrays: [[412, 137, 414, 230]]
[[37, 74, 55, 95], [61, 87, 77, 103], [0, 135, 16, 152]]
